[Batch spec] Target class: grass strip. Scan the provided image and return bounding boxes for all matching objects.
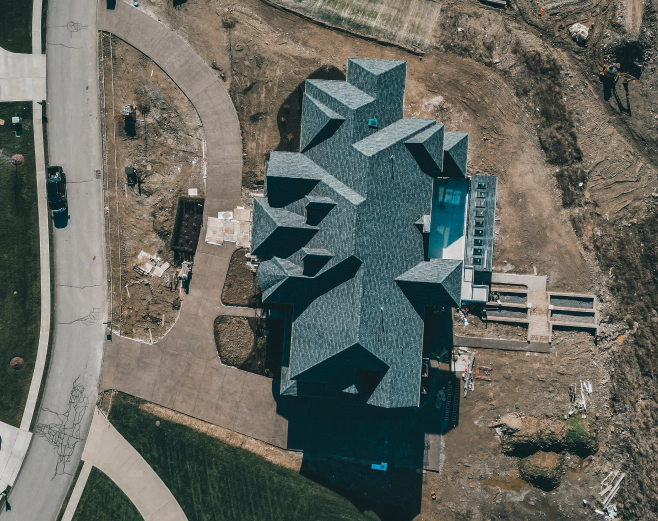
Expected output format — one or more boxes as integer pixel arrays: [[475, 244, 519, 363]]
[[0, 102, 41, 427], [71, 467, 143, 521], [108, 393, 380, 521]]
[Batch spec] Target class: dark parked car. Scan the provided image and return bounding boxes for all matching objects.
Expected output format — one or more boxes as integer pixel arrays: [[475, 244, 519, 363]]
[[46, 166, 67, 215]]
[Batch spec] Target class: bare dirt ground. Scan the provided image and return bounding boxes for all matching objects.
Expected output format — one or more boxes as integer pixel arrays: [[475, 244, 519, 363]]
[[421, 330, 613, 521], [221, 249, 261, 307], [135, 0, 594, 291], [115, 0, 658, 518], [99, 34, 205, 342], [213, 315, 255, 366]]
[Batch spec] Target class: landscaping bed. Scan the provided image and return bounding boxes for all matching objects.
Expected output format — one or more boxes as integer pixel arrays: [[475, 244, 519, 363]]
[[221, 249, 261, 307], [213, 315, 283, 379]]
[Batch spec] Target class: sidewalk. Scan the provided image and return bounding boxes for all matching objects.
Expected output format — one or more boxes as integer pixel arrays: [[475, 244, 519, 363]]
[[0, 423, 32, 492], [80, 410, 187, 521], [0, 48, 46, 102]]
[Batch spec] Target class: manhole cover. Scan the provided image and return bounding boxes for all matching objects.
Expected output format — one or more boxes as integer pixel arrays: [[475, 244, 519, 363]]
[[10, 357, 25, 370]]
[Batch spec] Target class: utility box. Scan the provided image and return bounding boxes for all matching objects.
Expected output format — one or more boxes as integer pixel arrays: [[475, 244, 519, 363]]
[[11, 114, 22, 137], [125, 166, 137, 186]]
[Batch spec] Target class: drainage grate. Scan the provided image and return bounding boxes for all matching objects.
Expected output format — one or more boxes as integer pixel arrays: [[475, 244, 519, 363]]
[[96, 169, 101, 179]]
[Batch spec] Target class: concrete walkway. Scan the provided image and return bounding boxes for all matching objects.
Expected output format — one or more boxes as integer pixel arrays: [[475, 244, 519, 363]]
[[0, 49, 46, 102], [81, 409, 187, 521], [97, 1, 288, 448], [60, 461, 92, 521], [0, 423, 32, 492], [491, 273, 551, 343], [97, 0, 242, 215], [20, 100, 51, 431]]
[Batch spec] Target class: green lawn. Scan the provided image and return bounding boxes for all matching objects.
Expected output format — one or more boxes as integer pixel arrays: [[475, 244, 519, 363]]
[[108, 393, 380, 521], [72, 467, 143, 521], [0, 102, 41, 427], [0, 0, 33, 54]]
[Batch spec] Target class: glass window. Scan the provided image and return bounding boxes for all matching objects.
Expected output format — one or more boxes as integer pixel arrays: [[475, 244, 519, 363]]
[[477, 182, 487, 189], [473, 248, 482, 256], [475, 209, 485, 218], [474, 239, 483, 246], [477, 191, 487, 198], [473, 257, 482, 265], [475, 200, 485, 208], [475, 220, 485, 227], [475, 229, 484, 236]]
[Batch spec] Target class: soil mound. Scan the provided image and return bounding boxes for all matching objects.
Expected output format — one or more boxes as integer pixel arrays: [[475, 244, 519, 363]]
[[496, 414, 566, 456], [518, 451, 563, 491]]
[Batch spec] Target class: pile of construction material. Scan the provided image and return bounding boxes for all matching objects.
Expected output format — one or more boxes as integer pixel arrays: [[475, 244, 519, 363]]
[[133, 250, 170, 277], [205, 206, 252, 248]]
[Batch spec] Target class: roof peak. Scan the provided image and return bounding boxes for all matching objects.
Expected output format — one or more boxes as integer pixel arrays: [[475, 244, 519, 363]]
[[348, 58, 406, 75]]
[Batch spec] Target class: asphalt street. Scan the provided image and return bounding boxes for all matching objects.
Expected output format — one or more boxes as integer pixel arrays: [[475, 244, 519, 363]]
[[1, 0, 105, 518]]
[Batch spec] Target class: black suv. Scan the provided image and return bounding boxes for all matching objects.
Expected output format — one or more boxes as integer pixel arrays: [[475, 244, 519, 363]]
[[46, 166, 68, 215]]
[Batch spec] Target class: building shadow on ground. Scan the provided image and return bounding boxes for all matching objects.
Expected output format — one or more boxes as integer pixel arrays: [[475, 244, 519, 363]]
[[272, 309, 461, 520], [275, 65, 345, 153]]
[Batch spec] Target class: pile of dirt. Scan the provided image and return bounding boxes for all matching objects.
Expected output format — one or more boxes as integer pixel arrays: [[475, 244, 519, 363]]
[[496, 413, 566, 456], [213, 316, 254, 367], [497, 414, 597, 458], [518, 451, 564, 491], [99, 34, 205, 342], [495, 414, 597, 490], [221, 249, 261, 307]]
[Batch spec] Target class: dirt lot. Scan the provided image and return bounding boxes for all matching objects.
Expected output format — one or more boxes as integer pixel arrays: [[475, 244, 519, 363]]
[[421, 329, 613, 521], [99, 34, 205, 342], [117, 0, 658, 518]]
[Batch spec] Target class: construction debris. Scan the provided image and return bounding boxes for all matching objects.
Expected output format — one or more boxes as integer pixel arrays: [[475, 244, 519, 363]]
[[568, 23, 590, 45], [599, 471, 625, 511], [205, 206, 252, 247], [463, 355, 475, 397], [475, 365, 493, 381], [133, 251, 170, 278]]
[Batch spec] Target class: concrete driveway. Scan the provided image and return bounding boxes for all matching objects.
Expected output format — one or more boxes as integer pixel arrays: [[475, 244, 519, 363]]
[[97, 0, 288, 448]]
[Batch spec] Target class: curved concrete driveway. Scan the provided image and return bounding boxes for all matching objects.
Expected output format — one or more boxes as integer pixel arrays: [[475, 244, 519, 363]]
[[98, 0, 243, 214], [77, 409, 187, 521], [97, 2, 288, 447]]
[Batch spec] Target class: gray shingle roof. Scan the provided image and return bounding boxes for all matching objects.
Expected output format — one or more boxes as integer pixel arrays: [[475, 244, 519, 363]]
[[306, 80, 374, 110], [300, 94, 345, 152], [443, 131, 469, 178], [252, 59, 476, 409], [352, 118, 436, 157]]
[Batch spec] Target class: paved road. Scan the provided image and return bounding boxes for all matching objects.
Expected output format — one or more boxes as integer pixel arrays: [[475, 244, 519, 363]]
[[1, 0, 106, 518]]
